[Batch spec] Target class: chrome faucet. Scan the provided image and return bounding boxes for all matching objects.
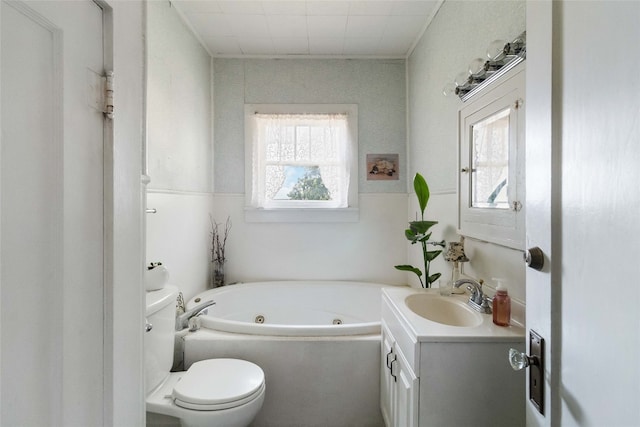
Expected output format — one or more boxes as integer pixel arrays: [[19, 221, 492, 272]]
[[175, 300, 215, 331], [454, 278, 492, 314]]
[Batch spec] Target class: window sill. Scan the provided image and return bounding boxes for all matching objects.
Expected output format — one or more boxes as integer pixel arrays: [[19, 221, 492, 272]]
[[244, 207, 359, 223]]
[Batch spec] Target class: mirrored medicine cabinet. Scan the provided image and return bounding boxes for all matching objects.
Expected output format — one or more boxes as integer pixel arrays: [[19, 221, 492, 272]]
[[458, 62, 525, 249]]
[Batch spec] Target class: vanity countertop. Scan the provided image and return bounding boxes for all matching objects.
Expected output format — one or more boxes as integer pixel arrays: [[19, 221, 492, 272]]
[[382, 286, 525, 343]]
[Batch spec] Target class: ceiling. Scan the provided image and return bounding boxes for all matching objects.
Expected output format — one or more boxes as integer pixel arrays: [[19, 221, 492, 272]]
[[172, 0, 442, 58]]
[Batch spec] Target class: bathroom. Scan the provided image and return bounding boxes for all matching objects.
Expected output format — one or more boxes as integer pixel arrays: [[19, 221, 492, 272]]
[[144, 2, 528, 425], [1, 0, 638, 426]]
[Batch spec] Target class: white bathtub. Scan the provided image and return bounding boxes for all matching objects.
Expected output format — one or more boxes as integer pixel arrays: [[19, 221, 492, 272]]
[[182, 281, 391, 427], [185, 280, 386, 336]]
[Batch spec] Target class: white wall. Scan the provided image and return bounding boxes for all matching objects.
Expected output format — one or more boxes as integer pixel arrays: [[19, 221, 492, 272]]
[[146, 0, 213, 300], [146, 191, 213, 300], [407, 1, 526, 302], [213, 58, 409, 287], [146, 0, 211, 192], [214, 58, 407, 194], [213, 194, 409, 286]]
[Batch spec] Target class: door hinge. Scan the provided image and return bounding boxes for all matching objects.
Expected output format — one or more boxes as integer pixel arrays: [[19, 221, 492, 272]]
[[103, 71, 114, 120]]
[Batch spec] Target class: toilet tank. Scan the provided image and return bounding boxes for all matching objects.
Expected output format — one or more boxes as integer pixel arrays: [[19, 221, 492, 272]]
[[145, 285, 179, 394]]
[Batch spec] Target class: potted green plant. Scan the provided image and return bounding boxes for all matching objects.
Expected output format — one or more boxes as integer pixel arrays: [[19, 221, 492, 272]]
[[395, 173, 445, 288]]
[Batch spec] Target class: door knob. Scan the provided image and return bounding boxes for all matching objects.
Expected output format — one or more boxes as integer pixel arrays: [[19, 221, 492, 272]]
[[509, 348, 539, 370], [524, 247, 544, 270], [509, 331, 545, 415]]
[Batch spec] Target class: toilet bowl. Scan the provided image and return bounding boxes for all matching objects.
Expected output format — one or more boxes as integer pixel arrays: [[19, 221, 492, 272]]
[[145, 285, 265, 427], [146, 359, 265, 427]]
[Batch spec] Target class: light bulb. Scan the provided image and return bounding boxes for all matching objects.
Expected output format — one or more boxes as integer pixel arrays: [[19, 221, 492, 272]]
[[442, 82, 457, 96], [454, 71, 470, 87], [468, 58, 486, 77], [486, 39, 507, 60]]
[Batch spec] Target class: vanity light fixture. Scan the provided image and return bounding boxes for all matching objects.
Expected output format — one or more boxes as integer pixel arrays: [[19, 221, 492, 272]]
[[443, 31, 526, 102]]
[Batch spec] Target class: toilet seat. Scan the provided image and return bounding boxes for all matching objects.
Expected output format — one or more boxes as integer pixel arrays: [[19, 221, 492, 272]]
[[173, 359, 265, 411]]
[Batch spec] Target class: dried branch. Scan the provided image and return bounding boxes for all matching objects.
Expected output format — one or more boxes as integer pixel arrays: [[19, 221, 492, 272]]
[[210, 215, 231, 264]]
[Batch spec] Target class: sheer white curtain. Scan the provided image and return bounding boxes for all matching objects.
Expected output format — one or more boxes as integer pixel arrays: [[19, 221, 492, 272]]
[[251, 113, 350, 208]]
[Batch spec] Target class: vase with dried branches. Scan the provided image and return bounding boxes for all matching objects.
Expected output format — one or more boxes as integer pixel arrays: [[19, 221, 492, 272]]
[[210, 215, 231, 288]]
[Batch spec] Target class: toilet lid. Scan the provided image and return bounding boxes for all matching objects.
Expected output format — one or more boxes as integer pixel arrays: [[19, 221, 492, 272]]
[[173, 359, 265, 408]]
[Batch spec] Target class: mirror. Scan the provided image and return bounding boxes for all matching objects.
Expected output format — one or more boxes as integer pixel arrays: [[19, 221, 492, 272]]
[[471, 107, 510, 209], [458, 63, 525, 249]]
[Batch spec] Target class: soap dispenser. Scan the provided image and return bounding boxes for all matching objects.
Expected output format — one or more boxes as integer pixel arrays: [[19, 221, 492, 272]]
[[492, 280, 511, 327]]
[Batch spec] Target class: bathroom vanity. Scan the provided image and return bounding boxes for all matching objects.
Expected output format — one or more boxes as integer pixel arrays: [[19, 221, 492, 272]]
[[380, 286, 525, 427]]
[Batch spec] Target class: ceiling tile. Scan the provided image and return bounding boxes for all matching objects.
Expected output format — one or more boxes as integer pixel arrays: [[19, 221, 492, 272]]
[[345, 15, 389, 38], [273, 38, 310, 55], [226, 15, 271, 38], [306, 1, 350, 16], [377, 34, 413, 56], [217, 1, 264, 15], [187, 13, 234, 38], [204, 35, 242, 55], [307, 15, 348, 38], [309, 37, 344, 55], [237, 37, 275, 55], [383, 15, 427, 40], [391, 1, 439, 16], [344, 37, 381, 55], [267, 15, 308, 38], [348, 1, 394, 16], [262, 1, 307, 15]]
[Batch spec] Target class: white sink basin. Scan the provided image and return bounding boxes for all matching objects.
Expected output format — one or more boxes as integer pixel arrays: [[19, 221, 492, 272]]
[[404, 294, 483, 327]]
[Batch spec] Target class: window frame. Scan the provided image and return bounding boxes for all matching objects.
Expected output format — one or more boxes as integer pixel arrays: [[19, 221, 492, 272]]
[[244, 104, 359, 223]]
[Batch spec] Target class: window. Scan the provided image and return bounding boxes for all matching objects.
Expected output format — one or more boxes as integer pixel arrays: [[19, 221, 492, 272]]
[[245, 104, 358, 222]]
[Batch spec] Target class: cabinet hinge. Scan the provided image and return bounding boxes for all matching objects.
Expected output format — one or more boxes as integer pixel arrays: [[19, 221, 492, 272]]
[[511, 201, 523, 212], [514, 98, 524, 109], [103, 71, 114, 119]]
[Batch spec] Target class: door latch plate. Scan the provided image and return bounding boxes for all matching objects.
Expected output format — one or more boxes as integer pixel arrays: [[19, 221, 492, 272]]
[[529, 330, 544, 414]]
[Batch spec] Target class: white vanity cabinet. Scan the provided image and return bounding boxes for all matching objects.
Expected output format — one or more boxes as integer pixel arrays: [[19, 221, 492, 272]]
[[381, 287, 525, 427], [381, 321, 418, 427]]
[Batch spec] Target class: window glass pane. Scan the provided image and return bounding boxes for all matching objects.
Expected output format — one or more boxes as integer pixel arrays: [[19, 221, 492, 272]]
[[471, 108, 510, 209], [270, 165, 331, 201]]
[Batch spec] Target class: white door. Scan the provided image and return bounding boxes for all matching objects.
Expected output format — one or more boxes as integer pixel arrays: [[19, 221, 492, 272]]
[[1, 1, 105, 425], [526, 2, 640, 426]]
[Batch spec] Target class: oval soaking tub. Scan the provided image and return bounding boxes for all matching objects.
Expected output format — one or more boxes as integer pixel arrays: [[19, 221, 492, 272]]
[[185, 280, 387, 336], [182, 280, 391, 427]]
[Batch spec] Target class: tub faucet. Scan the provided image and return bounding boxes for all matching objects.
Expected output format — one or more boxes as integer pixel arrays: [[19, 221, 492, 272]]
[[454, 278, 492, 314], [175, 300, 215, 331]]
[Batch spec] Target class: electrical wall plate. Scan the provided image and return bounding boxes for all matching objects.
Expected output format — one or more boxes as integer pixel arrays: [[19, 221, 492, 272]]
[[529, 330, 544, 414]]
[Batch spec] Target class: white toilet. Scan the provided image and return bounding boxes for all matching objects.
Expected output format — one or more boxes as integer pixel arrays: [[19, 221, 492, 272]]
[[145, 285, 265, 427]]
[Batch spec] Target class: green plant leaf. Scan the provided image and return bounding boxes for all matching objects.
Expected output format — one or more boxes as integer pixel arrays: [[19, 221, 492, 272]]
[[425, 249, 442, 262], [413, 173, 430, 217], [394, 265, 423, 277], [404, 229, 416, 240], [408, 220, 438, 234], [428, 272, 442, 284]]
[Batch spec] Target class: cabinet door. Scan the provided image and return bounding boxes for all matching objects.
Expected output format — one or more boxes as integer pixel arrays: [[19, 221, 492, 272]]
[[380, 324, 396, 426], [394, 347, 419, 427]]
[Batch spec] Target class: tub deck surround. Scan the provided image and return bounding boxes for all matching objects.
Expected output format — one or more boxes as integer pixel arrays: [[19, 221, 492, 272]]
[[185, 280, 390, 337]]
